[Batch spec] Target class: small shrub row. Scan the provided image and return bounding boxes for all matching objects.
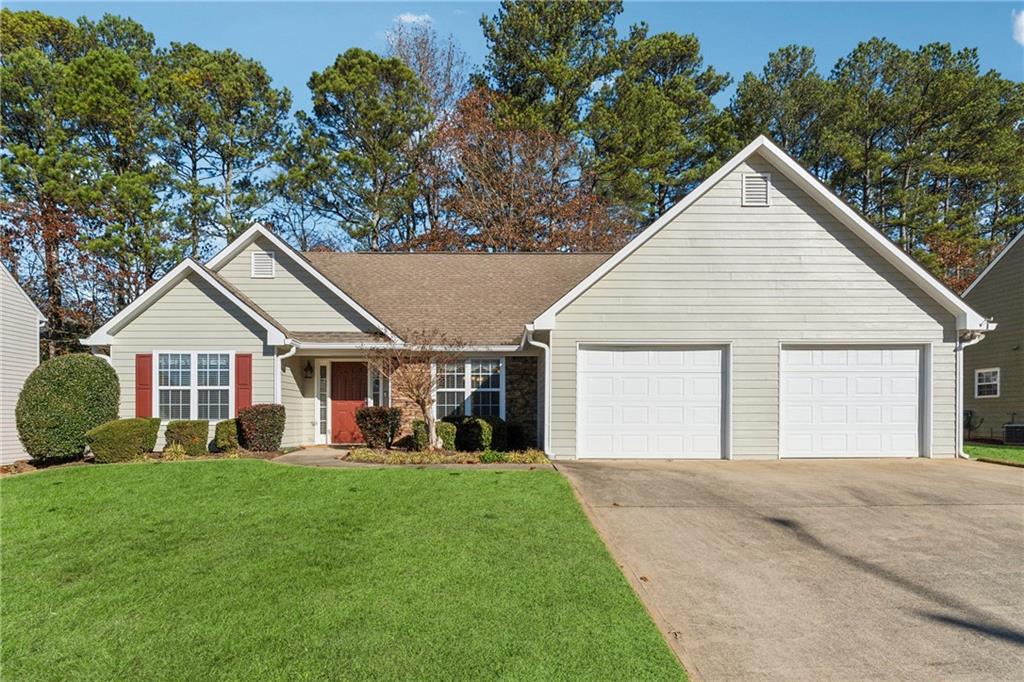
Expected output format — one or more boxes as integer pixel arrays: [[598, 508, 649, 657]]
[[238, 404, 285, 451], [85, 418, 160, 463], [355, 407, 403, 448], [214, 418, 239, 452], [165, 420, 208, 456], [408, 416, 531, 452], [410, 420, 456, 451]]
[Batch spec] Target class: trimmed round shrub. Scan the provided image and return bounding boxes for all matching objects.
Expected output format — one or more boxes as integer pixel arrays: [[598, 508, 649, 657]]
[[411, 419, 456, 451], [238, 404, 286, 452], [16, 353, 119, 460], [85, 418, 151, 463], [355, 406, 403, 448], [436, 420, 456, 451], [214, 418, 240, 452], [506, 421, 528, 451], [142, 417, 161, 453], [454, 417, 493, 452], [411, 420, 428, 450], [480, 416, 507, 451], [165, 420, 209, 456]]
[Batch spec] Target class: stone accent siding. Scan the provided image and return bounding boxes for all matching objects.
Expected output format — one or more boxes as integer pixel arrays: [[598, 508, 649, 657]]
[[505, 356, 538, 447]]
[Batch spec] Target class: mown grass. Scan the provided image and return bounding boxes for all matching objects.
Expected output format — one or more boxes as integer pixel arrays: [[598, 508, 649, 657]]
[[965, 442, 1024, 465], [1, 460, 684, 681]]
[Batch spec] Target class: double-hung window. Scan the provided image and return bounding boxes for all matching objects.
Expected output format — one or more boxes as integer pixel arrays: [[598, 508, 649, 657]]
[[157, 351, 233, 420], [975, 368, 1000, 398], [434, 358, 504, 419]]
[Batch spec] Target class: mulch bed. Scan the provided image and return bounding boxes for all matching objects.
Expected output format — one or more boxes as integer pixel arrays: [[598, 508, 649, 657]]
[[1, 450, 283, 476]]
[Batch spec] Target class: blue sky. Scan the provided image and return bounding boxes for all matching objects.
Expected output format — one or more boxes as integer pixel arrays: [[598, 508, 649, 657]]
[[11, 2, 1024, 110]]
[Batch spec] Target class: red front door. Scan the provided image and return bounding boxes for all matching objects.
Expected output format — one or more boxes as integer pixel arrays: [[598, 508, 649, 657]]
[[331, 362, 367, 443]]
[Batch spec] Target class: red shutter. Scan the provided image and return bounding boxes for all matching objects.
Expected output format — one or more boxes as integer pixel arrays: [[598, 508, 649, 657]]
[[135, 354, 153, 418], [236, 353, 252, 415]]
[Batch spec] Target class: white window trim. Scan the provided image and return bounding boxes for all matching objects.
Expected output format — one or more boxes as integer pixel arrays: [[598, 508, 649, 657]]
[[251, 250, 276, 278], [974, 367, 1000, 399], [314, 360, 331, 445], [367, 367, 390, 408], [432, 357, 506, 420], [741, 172, 771, 207], [153, 350, 236, 422]]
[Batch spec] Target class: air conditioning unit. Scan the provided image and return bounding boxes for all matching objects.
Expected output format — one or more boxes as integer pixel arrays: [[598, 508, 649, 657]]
[[1004, 424, 1024, 445]]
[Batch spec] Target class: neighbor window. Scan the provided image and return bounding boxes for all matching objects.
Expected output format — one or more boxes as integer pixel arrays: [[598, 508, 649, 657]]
[[975, 368, 1000, 398], [434, 358, 504, 419], [157, 351, 233, 420]]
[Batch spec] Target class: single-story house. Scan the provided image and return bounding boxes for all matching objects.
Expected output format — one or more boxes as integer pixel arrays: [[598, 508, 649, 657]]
[[2, 264, 46, 464], [962, 230, 1022, 442], [83, 137, 993, 459]]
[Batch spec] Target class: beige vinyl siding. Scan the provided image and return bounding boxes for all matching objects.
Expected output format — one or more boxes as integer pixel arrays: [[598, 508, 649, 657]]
[[214, 236, 375, 333], [109, 273, 276, 449], [964, 239, 1023, 440], [280, 356, 313, 447], [551, 152, 958, 458], [1, 269, 41, 463]]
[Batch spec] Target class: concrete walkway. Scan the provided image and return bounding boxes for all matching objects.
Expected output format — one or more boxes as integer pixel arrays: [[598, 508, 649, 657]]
[[559, 458, 1024, 682]]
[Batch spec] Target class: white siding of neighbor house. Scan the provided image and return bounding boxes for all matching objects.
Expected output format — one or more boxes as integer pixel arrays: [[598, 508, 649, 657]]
[[213, 236, 375, 333], [551, 152, 958, 458], [1, 267, 42, 464], [109, 272, 276, 449]]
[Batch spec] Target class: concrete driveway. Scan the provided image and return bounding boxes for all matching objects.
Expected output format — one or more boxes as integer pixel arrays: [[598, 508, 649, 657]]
[[558, 459, 1024, 681]]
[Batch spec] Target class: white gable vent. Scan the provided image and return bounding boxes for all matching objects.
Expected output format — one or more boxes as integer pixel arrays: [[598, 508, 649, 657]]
[[250, 251, 276, 278], [741, 173, 771, 207]]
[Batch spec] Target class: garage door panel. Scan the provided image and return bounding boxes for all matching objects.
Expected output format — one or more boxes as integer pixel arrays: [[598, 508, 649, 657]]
[[782, 347, 921, 458], [578, 346, 724, 459]]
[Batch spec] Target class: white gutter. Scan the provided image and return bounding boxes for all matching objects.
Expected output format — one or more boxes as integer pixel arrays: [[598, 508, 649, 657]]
[[294, 341, 522, 352], [524, 325, 552, 458], [955, 330, 988, 458], [274, 341, 298, 404], [89, 347, 113, 366]]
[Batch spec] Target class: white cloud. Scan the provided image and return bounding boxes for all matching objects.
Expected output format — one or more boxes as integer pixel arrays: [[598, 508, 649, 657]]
[[1014, 10, 1024, 46], [395, 12, 432, 25]]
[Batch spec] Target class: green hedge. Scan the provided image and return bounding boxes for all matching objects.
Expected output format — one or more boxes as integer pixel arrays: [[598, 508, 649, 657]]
[[355, 407, 403, 448], [238, 404, 285, 452], [15, 353, 119, 460], [505, 422, 528, 451], [165, 420, 208, 456], [453, 417, 493, 452], [214, 419, 239, 452], [85, 418, 152, 463], [142, 417, 161, 452], [410, 419, 456, 451]]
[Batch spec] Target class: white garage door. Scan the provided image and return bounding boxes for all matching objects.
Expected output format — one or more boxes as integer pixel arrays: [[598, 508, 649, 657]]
[[577, 346, 724, 459], [781, 347, 922, 458]]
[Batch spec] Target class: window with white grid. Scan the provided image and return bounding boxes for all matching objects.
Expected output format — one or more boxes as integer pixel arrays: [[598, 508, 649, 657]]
[[156, 351, 233, 421], [433, 358, 504, 420]]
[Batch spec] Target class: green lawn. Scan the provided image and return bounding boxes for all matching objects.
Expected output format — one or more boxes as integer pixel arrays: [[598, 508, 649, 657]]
[[1, 460, 684, 681], [965, 442, 1024, 465]]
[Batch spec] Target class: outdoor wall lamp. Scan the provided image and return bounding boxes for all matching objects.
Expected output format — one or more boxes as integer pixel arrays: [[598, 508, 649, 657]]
[[303, 361, 314, 380]]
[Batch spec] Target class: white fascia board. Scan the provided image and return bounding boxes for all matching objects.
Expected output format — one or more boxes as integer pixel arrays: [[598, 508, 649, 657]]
[[206, 223, 401, 342], [82, 259, 287, 346], [533, 135, 991, 332], [962, 229, 1022, 297]]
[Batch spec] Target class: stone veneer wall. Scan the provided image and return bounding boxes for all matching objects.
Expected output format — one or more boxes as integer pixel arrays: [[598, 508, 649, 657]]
[[504, 356, 538, 448]]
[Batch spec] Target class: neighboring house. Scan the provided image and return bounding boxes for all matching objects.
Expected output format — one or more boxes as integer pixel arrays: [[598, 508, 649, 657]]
[[1, 265, 45, 464], [962, 231, 1022, 441], [83, 137, 991, 459]]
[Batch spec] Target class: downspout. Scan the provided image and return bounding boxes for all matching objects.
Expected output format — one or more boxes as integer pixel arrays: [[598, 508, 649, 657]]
[[274, 341, 298, 405], [524, 325, 552, 458], [955, 330, 987, 459]]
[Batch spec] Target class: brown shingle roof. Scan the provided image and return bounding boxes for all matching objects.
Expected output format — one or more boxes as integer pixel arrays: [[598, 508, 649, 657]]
[[289, 331, 386, 344], [303, 252, 611, 345]]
